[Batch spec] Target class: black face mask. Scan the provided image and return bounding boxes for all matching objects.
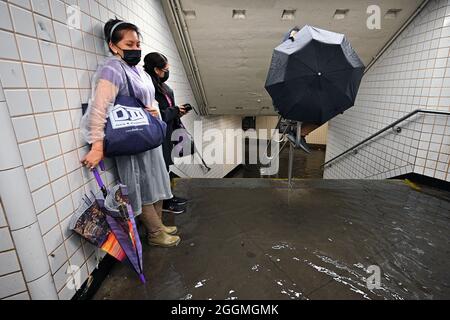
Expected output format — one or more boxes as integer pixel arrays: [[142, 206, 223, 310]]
[[160, 70, 169, 83], [120, 49, 141, 66]]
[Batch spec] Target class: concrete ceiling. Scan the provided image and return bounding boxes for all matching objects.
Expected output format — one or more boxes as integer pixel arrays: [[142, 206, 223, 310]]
[[177, 0, 424, 115]]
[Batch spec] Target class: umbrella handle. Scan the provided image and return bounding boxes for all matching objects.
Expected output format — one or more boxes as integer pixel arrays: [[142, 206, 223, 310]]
[[92, 160, 107, 196]]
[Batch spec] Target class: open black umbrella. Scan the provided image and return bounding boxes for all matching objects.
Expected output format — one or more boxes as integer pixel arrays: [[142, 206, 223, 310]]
[[265, 25, 365, 125]]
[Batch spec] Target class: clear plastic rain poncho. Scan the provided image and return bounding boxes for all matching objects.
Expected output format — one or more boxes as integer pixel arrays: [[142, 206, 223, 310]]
[[80, 55, 160, 144], [79, 55, 173, 216]]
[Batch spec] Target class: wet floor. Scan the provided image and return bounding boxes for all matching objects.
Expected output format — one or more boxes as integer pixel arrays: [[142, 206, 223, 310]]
[[94, 179, 450, 300], [228, 141, 326, 179]]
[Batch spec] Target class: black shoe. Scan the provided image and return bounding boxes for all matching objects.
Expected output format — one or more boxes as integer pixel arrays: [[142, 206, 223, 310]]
[[286, 133, 311, 154], [171, 196, 188, 206], [163, 200, 186, 214], [298, 136, 311, 154]]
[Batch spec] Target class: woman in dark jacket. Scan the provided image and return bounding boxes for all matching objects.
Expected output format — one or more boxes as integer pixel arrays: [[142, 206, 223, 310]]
[[144, 52, 189, 214]]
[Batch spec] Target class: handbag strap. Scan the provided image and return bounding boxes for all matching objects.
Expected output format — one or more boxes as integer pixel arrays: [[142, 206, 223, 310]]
[[164, 93, 173, 107], [120, 64, 136, 98]]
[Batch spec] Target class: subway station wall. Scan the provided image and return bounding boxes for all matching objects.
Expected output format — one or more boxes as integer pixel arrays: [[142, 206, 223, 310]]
[[325, 0, 450, 181], [0, 0, 242, 300]]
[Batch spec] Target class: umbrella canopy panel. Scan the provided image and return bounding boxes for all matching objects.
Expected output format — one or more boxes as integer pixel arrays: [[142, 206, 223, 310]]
[[265, 25, 365, 124]]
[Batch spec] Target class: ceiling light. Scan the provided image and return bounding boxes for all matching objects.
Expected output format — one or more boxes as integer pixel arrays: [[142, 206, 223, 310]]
[[385, 9, 402, 19], [232, 9, 246, 20], [333, 9, 349, 20], [282, 9, 296, 20], [183, 10, 196, 20]]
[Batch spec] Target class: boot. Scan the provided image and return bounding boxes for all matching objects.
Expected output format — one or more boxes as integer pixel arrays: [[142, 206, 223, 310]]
[[162, 225, 178, 235], [155, 201, 179, 234], [148, 231, 181, 247]]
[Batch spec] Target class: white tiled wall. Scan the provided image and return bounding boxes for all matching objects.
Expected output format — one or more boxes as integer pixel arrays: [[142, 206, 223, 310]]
[[171, 114, 243, 178], [324, 0, 450, 182], [0, 0, 242, 300]]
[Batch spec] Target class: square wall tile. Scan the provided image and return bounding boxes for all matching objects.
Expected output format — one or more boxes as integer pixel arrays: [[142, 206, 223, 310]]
[[69, 247, 85, 271], [53, 21, 71, 46], [66, 89, 81, 109], [41, 134, 62, 159], [76, 69, 90, 88], [26, 163, 50, 191], [0, 228, 14, 252], [19, 140, 44, 167], [43, 225, 63, 255], [73, 49, 87, 69], [11, 115, 38, 143], [58, 45, 75, 67], [37, 205, 58, 235], [51, 176, 70, 201], [49, 0, 67, 23], [0, 272, 27, 300], [50, 89, 68, 110], [9, 0, 32, 10], [0, 251, 21, 275], [61, 68, 79, 88], [45, 66, 64, 88], [48, 243, 68, 274], [31, 0, 51, 17], [0, 61, 26, 88], [35, 112, 57, 137], [23, 63, 47, 88], [53, 261, 69, 291], [67, 168, 83, 192], [59, 131, 76, 153], [4, 89, 33, 116], [39, 40, 59, 65], [31, 184, 54, 214], [29, 89, 52, 113], [0, 1, 13, 31], [10, 4, 36, 37], [56, 195, 74, 221], [70, 110, 82, 130], [0, 30, 20, 59], [46, 156, 66, 181], [34, 14, 55, 42], [59, 214, 73, 240], [70, 29, 84, 51], [65, 234, 81, 258], [54, 111, 72, 132], [16, 34, 42, 63]]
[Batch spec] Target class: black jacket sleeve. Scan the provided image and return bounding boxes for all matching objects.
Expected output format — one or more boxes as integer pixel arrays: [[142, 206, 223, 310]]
[[160, 105, 179, 123], [158, 85, 180, 123]]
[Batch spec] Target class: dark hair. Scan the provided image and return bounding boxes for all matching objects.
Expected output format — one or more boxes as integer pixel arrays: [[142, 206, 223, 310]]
[[143, 52, 169, 94], [104, 19, 141, 54]]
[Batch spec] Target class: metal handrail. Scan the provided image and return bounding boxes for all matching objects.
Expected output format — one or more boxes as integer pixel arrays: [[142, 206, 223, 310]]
[[322, 109, 450, 168]]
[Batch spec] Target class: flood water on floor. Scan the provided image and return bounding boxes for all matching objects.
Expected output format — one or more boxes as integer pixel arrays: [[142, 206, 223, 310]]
[[94, 179, 450, 300]]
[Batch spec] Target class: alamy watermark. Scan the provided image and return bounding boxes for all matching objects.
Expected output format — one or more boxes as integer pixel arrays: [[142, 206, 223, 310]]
[[66, 264, 81, 290], [67, 5, 81, 30], [367, 5, 382, 30], [366, 265, 382, 290]]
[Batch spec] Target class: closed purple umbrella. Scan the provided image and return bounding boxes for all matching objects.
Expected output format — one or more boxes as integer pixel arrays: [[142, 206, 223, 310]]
[[105, 183, 145, 284]]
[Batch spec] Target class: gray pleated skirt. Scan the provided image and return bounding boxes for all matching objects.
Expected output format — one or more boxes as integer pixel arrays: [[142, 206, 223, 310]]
[[114, 145, 173, 216]]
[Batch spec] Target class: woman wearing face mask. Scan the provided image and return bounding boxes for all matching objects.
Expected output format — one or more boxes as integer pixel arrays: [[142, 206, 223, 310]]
[[80, 19, 181, 247], [143, 53, 190, 214]]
